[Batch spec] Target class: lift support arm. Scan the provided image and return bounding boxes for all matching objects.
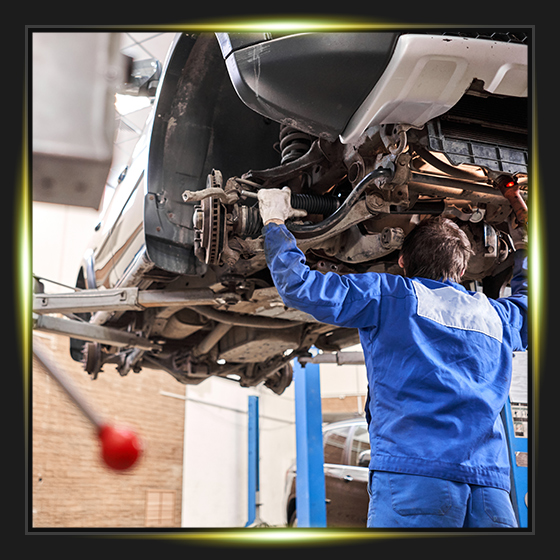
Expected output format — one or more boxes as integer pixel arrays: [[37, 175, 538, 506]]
[[298, 352, 365, 365], [33, 314, 160, 350], [33, 286, 219, 315], [32, 286, 220, 351]]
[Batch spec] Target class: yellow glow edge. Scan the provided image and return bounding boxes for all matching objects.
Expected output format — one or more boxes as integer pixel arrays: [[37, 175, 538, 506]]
[[22, 21, 538, 540]]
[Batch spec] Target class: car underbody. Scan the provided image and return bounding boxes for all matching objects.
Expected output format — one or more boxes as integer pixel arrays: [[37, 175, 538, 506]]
[[60, 32, 528, 394]]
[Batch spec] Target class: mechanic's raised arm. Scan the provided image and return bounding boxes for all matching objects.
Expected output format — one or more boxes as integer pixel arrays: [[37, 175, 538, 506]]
[[494, 247, 528, 350], [494, 218, 528, 350], [262, 220, 384, 330]]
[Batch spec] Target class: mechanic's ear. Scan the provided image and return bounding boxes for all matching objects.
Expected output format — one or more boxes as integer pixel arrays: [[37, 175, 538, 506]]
[[398, 255, 407, 276]]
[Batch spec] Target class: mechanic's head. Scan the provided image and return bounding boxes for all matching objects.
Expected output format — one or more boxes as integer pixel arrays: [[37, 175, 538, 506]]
[[398, 216, 473, 282]]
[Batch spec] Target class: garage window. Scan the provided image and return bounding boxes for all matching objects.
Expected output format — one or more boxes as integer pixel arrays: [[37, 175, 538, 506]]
[[323, 426, 350, 465], [349, 426, 370, 467], [145, 489, 175, 527]]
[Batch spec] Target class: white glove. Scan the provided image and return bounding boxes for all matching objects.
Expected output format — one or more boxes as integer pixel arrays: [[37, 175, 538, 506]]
[[258, 187, 307, 224], [508, 213, 528, 250]]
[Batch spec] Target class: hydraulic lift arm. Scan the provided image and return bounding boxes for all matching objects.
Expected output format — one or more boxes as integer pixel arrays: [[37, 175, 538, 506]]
[[32, 286, 220, 350], [33, 286, 219, 315]]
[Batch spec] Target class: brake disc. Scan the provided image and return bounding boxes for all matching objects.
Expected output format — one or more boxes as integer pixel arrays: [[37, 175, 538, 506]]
[[193, 195, 226, 265]]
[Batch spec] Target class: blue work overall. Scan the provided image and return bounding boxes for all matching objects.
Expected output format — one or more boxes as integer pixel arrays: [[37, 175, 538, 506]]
[[264, 223, 528, 528]]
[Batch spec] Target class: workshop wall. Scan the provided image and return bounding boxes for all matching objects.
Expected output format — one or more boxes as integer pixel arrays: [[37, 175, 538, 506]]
[[31, 32, 188, 529], [32, 332, 186, 528], [180, 377, 296, 527], [32, 331, 298, 529], [319, 358, 368, 422]]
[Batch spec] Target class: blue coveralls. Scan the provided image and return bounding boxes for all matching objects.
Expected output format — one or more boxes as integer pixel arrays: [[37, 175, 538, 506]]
[[263, 222, 528, 528]]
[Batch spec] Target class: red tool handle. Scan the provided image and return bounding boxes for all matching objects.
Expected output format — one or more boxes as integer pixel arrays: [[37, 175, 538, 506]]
[[98, 424, 142, 471], [33, 338, 142, 471], [494, 175, 528, 226]]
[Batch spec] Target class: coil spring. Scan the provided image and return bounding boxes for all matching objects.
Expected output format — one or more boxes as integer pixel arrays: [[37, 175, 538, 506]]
[[279, 125, 313, 164]]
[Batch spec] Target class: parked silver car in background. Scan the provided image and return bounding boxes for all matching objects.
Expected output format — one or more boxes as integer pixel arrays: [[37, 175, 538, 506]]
[[284, 418, 371, 527]]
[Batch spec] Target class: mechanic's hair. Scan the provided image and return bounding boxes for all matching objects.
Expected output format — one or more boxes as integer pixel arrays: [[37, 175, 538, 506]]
[[399, 216, 473, 282]]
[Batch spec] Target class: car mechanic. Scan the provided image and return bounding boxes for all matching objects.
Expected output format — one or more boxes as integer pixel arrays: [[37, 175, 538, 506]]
[[258, 186, 528, 528]]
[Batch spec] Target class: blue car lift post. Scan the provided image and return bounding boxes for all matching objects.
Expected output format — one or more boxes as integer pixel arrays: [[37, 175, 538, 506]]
[[293, 358, 327, 528], [502, 399, 528, 528], [245, 359, 327, 528], [246, 395, 265, 527], [500, 351, 529, 528]]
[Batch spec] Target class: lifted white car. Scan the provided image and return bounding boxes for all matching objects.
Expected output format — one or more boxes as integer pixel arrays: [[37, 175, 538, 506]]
[[33, 30, 529, 394]]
